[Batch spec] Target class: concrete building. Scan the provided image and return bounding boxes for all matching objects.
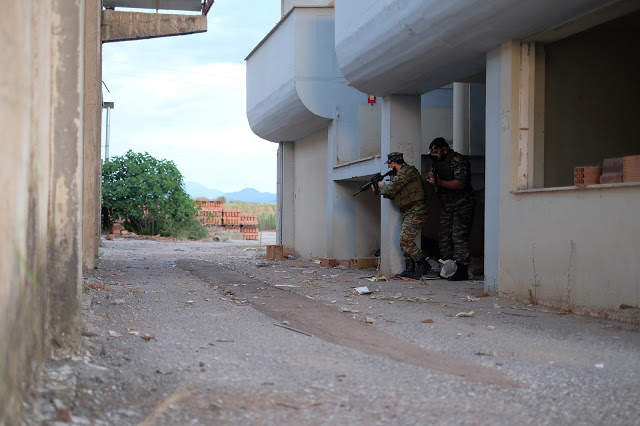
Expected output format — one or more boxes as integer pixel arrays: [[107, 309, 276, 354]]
[[246, 1, 640, 317], [0, 1, 207, 422]]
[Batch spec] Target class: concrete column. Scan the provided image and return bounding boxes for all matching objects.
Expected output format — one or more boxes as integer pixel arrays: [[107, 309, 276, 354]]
[[0, 2, 53, 421], [82, 0, 102, 271], [379, 95, 422, 276], [277, 142, 295, 248], [47, 0, 85, 357], [484, 41, 520, 293], [453, 82, 470, 154]]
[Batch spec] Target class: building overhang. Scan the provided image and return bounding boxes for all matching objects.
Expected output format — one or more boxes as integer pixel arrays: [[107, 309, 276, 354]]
[[246, 7, 341, 142], [335, 0, 636, 95], [103, 0, 203, 13]]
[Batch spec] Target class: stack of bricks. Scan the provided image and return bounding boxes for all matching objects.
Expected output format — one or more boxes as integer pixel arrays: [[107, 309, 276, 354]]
[[222, 209, 241, 225], [240, 224, 259, 240], [576, 155, 640, 185], [239, 213, 259, 240], [196, 201, 223, 224], [194, 201, 259, 240]]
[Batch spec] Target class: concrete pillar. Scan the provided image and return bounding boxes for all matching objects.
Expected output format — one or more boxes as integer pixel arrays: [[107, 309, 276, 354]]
[[379, 95, 422, 276], [277, 142, 295, 248], [0, 2, 53, 421], [453, 82, 470, 155], [47, 0, 85, 357], [82, 0, 102, 271], [484, 41, 520, 293]]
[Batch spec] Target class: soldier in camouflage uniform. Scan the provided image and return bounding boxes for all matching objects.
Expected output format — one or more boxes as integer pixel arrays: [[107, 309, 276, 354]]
[[426, 138, 473, 281], [374, 152, 431, 279]]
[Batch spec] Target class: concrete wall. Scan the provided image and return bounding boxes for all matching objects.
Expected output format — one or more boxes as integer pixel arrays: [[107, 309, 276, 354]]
[[359, 103, 381, 158], [1, 1, 85, 422], [354, 190, 381, 257], [293, 130, 329, 258], [544, 15, 640, 187], [501, 186, 640, 311], [488, 40, 640, 314], [1, 3, 210, 421], [0, 3, 51, 421]]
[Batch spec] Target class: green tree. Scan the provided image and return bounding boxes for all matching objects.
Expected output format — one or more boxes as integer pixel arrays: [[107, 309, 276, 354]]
[[101, 150, 207, 239]]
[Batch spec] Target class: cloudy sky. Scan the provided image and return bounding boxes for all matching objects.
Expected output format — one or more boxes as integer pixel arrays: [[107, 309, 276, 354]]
[[101, 1, 281, 193]]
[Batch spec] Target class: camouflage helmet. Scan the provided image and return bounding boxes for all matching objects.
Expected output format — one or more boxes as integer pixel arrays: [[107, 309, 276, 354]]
[[385, 152, 404, 164]]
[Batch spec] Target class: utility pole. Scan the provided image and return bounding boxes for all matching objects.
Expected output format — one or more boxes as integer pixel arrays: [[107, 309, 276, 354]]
[[102, 101, 114, 160]]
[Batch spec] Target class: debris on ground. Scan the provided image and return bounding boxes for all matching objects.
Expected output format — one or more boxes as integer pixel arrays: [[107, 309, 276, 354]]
[[366, 276, 387, 282], [439, 259, 457, 278], [620, 304, 638, 309], [273, 322, 312, 337], [456, 311, 475, 318], [557, 306, 573, 315], [86, 283, 111, 291], [354, 286, 372, 295]]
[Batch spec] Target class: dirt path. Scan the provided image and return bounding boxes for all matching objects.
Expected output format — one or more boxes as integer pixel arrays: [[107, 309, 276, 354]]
[[180, 259, 517, 387]]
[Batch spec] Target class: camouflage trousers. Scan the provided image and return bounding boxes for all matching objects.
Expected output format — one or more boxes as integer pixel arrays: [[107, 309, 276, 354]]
[[400, 211, 427, 261], [438, 196, 473, 265]]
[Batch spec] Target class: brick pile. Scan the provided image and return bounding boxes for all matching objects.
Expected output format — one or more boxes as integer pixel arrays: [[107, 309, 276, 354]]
[[106, 222, 175, 241], [575, 154, 640, 186], [195, 200, 259, 240]]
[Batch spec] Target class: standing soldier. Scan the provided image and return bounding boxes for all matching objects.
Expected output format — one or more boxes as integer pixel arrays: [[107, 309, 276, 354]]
[[374, 152, 430, 279], [426, 137, 473, 281]]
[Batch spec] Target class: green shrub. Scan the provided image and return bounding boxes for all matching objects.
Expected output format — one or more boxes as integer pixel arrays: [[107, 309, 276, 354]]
[[257, 212, 276, 231], [102, 150, 208, 239]]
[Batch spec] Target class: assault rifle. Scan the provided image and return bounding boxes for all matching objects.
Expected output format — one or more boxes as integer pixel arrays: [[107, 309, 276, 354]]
[[353, 169, 395, 196], [430, 158, 438, 193]]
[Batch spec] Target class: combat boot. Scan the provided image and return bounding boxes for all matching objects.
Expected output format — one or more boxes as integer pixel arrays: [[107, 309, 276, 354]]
[[395, 259, 415, 278], [413, 258, 432, 279], [447, 263, 468, 281]]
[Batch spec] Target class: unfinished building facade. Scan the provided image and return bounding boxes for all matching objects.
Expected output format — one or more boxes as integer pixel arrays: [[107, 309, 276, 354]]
[[246, 1, 640, 318]]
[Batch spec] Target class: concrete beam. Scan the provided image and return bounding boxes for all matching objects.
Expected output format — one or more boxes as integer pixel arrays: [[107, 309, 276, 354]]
[[101, 9, 206, 43]]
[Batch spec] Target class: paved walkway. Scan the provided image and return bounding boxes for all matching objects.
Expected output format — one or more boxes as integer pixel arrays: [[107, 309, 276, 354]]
[[24, 237, 640, 425]]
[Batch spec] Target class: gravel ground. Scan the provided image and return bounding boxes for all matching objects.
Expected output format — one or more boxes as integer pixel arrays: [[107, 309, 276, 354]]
[[24, 234, 640, 425]]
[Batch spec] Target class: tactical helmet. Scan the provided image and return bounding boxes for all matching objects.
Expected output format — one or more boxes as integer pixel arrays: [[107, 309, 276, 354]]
[[428, 137, 450, 151], [385, 152, 404, 164]]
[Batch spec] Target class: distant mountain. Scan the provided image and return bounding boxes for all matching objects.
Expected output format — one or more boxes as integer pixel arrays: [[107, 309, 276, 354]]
[[224, 188, 276, 203], [185, 182, 224, 200], [185, 181, 276, 204]]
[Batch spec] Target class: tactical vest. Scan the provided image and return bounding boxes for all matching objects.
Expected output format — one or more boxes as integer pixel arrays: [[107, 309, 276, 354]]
[[434, 150, 472, 196], [392, 165, 426, 211]]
